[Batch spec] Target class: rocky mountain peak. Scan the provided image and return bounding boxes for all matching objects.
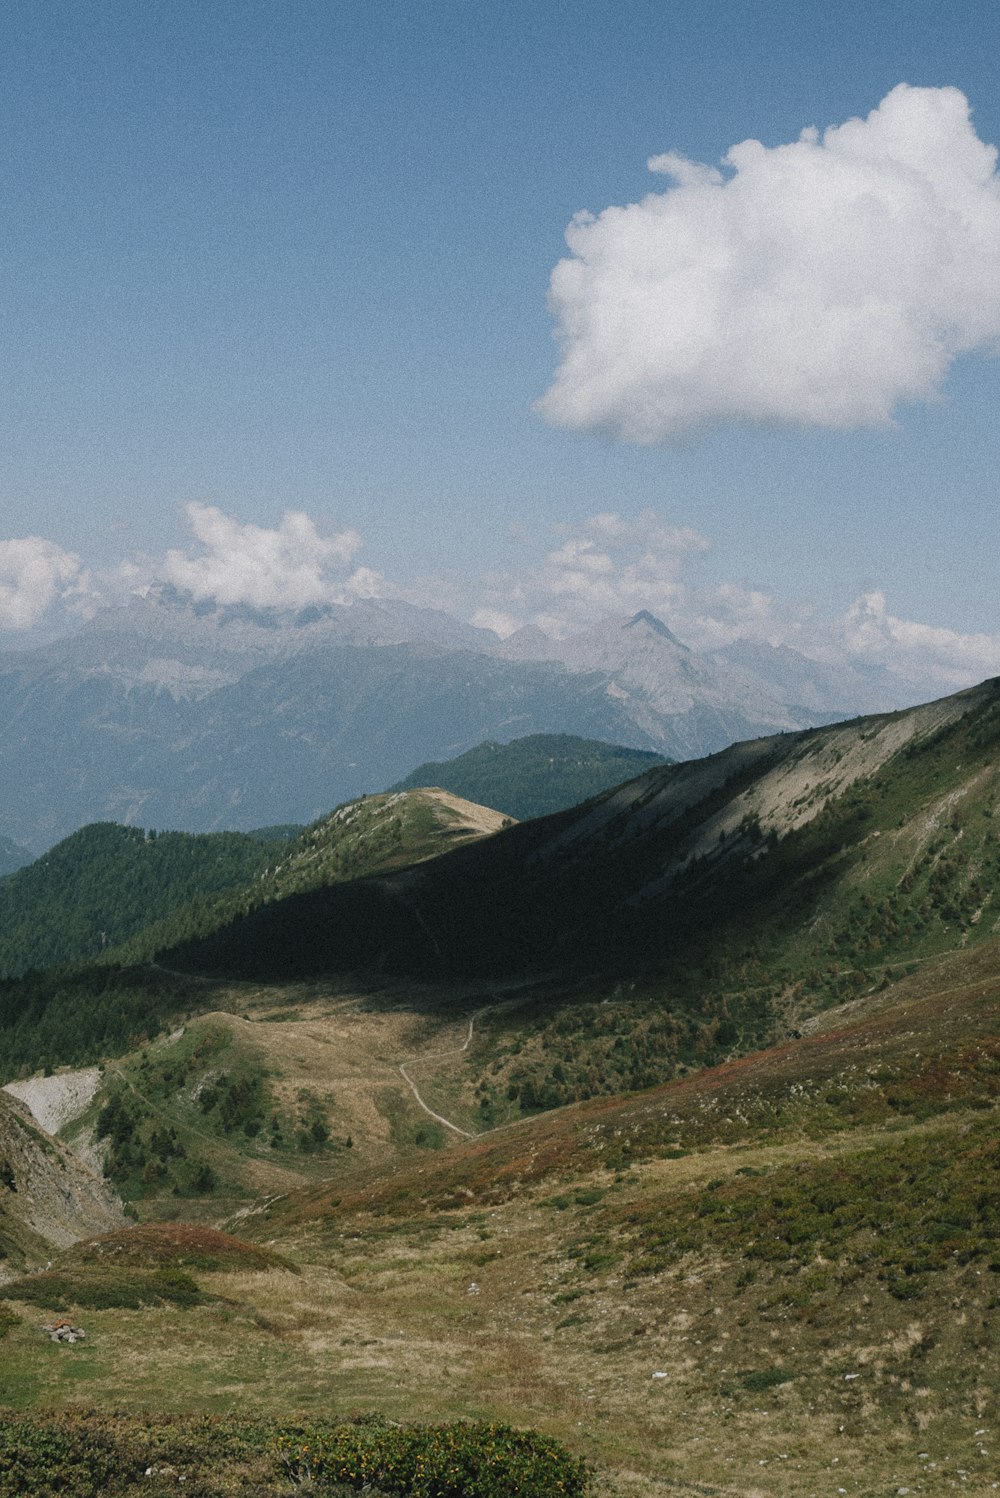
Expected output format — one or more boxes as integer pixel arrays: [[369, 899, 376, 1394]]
[[625, 610, 688, 648]]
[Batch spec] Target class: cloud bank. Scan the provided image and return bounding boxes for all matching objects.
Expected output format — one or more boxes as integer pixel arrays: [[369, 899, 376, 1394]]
[[1, 503, 996, 701], [842, 590, 1000, 689], [162, 504, 369, 609], [538, 85, 1000, 441]]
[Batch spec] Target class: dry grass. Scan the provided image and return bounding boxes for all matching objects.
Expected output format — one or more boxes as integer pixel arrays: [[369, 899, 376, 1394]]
[[6, 954, 1000, 1492], [5, 1098, 998, 1492]]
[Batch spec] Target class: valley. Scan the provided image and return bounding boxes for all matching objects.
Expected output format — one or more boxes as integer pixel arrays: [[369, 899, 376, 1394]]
[[2, 946, 998, 1494], [1, 679, 999, 1494]]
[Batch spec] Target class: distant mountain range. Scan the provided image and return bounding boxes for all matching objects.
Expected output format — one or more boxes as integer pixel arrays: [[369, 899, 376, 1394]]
[[0, 588, 913, 851]]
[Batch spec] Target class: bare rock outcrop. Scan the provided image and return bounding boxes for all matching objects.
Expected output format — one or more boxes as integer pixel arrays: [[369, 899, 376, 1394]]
[[0, 1092, 124, 1279]]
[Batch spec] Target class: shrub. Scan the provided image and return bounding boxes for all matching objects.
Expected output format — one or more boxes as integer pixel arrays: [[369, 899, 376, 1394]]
[[277, 1418, 589, 1497], [737, 1367, 795, 1392], [3, 1267, 206, 1311]]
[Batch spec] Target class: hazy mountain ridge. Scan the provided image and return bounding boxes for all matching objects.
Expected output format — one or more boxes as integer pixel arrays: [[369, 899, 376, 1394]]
[[0, 836, 32, 879], [0, 591, 915, 851]]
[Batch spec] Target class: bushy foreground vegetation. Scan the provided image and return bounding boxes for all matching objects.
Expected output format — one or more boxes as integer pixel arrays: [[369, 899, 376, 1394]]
[[0, 1411, 587, 1497], [616, 1114, 1000, 1299], [1, 1266, 207, 1312], [278, 1417, 589, 1497]]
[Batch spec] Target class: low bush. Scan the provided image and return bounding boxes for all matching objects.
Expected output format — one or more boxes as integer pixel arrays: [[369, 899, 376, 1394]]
[[277, 1417, 590, 1497], [3, 1266, 206, 1311]]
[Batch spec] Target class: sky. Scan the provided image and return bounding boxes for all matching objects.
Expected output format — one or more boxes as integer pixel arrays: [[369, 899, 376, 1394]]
[[1, 0, 999, 694]]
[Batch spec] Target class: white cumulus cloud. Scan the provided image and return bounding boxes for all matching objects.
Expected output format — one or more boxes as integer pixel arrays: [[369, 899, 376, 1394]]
[[162, 503, 370, 609], [538, 84, 1000, 441], [0, 537, 84, 629], [841, 590, 1000, 690]]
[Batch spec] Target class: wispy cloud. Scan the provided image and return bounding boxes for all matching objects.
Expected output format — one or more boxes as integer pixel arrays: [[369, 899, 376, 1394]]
[[476, 509, 800, 647], [538, 85, 1000, 442], [840, 590, 1000, 689], [539, 511, 710, 631]]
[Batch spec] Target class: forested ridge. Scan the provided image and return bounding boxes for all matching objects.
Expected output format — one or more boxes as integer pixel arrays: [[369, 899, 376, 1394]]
[[391, 732, 670, 820], [0, 823, 288, 979]]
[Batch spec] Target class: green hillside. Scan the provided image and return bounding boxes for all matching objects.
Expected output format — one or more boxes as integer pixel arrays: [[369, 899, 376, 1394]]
[[390, 732, 670, 819], [0, 823, 288, 979], [3, 684, 1000, 1495], [0, 789, 508, 1080], [113, 787, 509, 966], [155, 680, 1000, 1109]]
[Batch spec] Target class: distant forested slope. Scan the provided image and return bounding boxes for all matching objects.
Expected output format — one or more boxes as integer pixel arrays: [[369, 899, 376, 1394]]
[[0, 823, 286, 978], [391, 733, 670, 819]]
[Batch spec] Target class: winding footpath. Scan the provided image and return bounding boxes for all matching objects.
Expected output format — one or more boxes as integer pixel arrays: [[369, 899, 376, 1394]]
[[398, 1001, 522, 1140]]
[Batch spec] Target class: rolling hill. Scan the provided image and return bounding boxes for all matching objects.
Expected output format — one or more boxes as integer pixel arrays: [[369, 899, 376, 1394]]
[[390, 732, 670, 820], [0, 789, 511, 1080], [0, 822, 288, 979]]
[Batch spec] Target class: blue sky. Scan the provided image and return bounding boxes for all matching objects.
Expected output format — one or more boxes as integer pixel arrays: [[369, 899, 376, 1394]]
[[1, 0, 999, 691]]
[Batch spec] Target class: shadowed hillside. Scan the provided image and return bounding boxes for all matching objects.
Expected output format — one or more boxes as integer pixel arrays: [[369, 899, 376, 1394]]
[[165, 679, 1000, 1000]]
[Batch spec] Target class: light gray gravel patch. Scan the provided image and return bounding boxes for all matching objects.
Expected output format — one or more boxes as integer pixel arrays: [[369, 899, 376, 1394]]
[[3, 1066, 102, 1135]]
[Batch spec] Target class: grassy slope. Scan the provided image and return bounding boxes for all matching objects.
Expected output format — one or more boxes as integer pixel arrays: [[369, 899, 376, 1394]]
[[164, 682, 1000, 982], [59, 990, 490, 1222], [112, 787, 509, 966], [143, 679, 1000, 1117], [2, 947, 999, 1493], [0, 790, 509, 1083]]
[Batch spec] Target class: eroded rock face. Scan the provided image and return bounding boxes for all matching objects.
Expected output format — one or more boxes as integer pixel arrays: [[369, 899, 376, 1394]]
[[0, 1093, 124, 1277]]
